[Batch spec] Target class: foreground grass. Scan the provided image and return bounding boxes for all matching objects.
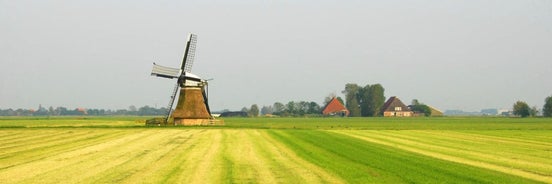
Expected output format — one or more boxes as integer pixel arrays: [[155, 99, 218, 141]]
[[0, 117, 551, 183], [269, 130, 546, 183]]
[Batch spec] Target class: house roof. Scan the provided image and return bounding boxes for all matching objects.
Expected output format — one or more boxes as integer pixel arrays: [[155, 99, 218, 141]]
[[428, 105, 444, 116], [381, 96, 410, 113], [322, 98, 349, 115]]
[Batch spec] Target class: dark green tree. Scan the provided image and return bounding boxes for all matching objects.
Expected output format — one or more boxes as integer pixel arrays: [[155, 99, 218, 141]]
[[342, 83, 361, 117], [308, 101, 321, 114], [543, 96, 552, 117], [513, 101, 531, 118], [410, 99, 432, 116], [249, 104, 259, 117], [367, 84, 385, 116], [273, 102, 285, 114], [530, 106, 539, 117], [260, 105, 273, 115], [358, 85, 371, 117], [286, 101, 296, 115]]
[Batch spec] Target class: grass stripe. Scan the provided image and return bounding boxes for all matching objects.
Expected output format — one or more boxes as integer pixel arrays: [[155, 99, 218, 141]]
[[333, 130, 551, 183], [368, 130, 552, 175], [0, 129, 129, 171]]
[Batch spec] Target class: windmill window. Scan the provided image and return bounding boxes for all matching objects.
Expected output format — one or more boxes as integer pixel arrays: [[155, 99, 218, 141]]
[[395, 107, 402, 111]]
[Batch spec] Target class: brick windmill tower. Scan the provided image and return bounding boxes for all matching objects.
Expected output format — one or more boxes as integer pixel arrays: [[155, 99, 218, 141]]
[[150, 33, 221, 126]]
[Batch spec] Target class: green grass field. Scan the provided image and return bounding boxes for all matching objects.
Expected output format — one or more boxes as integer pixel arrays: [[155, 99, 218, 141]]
[[0, 117, 551, 183]]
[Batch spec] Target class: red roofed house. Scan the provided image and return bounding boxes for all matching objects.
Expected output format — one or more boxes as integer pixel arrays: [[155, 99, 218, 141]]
[[381, 96, 413, 117], [322, 97, 350, 117]]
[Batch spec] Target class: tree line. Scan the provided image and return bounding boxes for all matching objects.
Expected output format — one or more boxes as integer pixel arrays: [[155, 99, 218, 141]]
[[241, 101, 324, 117], [513, 95, 552, 117], [0, 105, 168, 116], [240, 83, 387, 117]]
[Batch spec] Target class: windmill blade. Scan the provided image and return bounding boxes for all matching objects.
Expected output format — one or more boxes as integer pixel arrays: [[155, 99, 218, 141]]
[[201, 84, 212, 117], [180, 33, 197, 73], [151, 63, 181, 79], [165, 82, 180, 123]]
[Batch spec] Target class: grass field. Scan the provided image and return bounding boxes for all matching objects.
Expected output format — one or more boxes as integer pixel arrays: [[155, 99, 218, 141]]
[[0, 117, 551, 183]]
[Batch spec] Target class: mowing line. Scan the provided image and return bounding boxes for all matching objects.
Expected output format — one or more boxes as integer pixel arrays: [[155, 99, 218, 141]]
[[0, 130, 95, 155], [370, 130, 552, 175], [332, 130, 552, 183], [0, 130, 129, 171], [153, 129, 222, 183], [184, 129, 224, 184], [75, 129, 188, 183], [0, 129, 148, 183], [260, 130, 346, 184], [411, 130, 552, 150], [0, 130, 74, 148], [119, 129, 209, 183], [223, 129, 277, 183]]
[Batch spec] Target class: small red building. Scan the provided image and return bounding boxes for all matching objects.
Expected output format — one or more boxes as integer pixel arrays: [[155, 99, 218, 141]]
[[322, 98, 350, 117]]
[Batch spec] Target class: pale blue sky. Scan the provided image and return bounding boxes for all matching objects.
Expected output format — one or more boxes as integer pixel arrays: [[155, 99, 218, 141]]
[[1, 0, 551, 112]]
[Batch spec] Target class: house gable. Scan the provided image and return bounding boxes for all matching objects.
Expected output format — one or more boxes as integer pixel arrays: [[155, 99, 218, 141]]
[[381, 96, 413, 117], [322, 98, 350, 117]]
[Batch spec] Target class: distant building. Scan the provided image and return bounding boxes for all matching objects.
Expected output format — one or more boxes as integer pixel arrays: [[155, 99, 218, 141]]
[[219, 111, 248, 117], [481, 108, 499, 115], [381, 96, 413, 117], [322, 97, 350, 117], [409, 105, 443, 117], [428, 105, 444, 116], [76, 108, 88, 115]]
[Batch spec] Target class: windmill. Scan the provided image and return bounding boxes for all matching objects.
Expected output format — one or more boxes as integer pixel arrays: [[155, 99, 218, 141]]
[[150, 33, 218, 126]]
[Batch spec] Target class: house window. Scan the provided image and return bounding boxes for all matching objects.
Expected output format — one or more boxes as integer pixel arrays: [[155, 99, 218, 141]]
[[395, 107, 402, 111]]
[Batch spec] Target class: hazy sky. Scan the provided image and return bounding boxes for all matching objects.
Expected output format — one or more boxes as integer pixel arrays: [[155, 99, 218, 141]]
[[1, 0, 551, 112]]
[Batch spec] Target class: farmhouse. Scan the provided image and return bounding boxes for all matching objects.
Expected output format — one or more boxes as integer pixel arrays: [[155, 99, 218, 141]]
[[381, 96, 413, 117], [322, 97, 350, 117]]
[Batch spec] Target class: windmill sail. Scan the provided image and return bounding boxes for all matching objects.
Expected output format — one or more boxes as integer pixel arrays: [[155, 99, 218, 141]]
[[151, 63, 181, 79], [181, 34, 197, 73]]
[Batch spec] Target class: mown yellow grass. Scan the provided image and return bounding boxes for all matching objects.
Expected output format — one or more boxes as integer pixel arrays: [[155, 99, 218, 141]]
[[257, 130, 346, 184], [0, 129, 343, 183], [332, 130, 552, 183], [219, 129, 344, 183]]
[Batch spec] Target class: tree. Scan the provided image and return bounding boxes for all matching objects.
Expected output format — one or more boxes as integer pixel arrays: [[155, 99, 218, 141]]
[[544, 96, 552, 117], [410, 99, 432, 117], [273, 102, 285, 114], [513, 101, 531, 118], [249, 104, 259, 117], [366, 84, 385, 116], [260, 105, 273, 115], [530, 106, 539, 117], [358, 85, 371, 117], [286, 101, 296, 115], [342, 83, 361, 117], [355, 84, 386, 117], [128, 105, 137, 112], [307, 102, 321, 114], [48, 106, 55, 116]]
